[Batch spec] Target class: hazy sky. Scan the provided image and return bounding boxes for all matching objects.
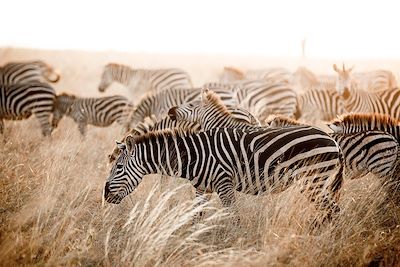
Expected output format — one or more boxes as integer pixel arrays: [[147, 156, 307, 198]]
[[2, 0, 399, 58]]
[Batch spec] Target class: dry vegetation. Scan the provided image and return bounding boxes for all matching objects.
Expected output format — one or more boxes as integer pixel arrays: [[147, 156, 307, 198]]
[[0, 48, 400, 266]]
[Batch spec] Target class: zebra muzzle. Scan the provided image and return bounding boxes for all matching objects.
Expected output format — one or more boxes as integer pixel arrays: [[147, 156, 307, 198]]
[[104, 182, 122, 204]]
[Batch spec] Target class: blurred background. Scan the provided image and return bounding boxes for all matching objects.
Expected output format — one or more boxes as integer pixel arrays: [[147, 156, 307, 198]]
[[1, 0, 399, 59]]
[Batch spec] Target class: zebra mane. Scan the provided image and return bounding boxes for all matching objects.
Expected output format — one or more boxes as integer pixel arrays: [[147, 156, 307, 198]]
[[223, 66, 245, 79], [265, 115, 303, 127], [132, 127, 198, 145], [202, 89, 250, 124], [329, 113, 400, 133]]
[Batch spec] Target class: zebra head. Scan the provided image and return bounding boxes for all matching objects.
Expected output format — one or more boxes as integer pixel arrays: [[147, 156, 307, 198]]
[[52, 93, 75, 128], [104, 136, 144, 204], [333, 63, 354, 96], [168, 102, 200, 123]]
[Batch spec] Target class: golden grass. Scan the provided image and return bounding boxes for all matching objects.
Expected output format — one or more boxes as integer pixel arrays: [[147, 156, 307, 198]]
[[0, 48, 400, 266]]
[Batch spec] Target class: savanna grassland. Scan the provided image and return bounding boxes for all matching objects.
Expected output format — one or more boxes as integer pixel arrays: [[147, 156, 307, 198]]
[[0, 47, 400, 266]]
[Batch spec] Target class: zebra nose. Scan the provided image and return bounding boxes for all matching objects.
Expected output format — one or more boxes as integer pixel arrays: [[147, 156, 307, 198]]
[[168, 107, 177, 120], [98, 86, 105, 92]]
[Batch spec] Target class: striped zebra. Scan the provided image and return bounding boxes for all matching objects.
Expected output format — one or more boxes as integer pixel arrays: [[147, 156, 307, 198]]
[[98, 63, 193, 97], [295, 88, 346, 121], [204, 80, 297, 122], [266, 114, 400, 183], [52, 93, 133, 136], [220, 66, 292, 84], [105, 126, 343, 225], [0, 83, 56, 136], [333, 64, 400, 117], [168, 89, 261, 131], [127, 86, 243, 127], [0, 60, 60, 85], [334, 64, 397, 92]]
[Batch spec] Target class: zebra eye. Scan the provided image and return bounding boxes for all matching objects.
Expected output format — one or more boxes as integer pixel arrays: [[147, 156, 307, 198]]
[[116, 163, 124, 169]]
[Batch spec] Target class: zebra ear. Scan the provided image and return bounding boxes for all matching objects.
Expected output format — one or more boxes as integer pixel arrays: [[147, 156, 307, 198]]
[[116, 141, 126, 150], [125, 135, 136, 152], [333, 64, 340, 73]]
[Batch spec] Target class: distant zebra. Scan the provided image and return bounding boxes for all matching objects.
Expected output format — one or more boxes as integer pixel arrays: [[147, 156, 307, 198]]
[[98, 63, 193, 97], [334, 64, 397, 92], [220, 66, 291, 84], [333, 64, 400, 117], [0, 83, 56, 136], [52, 93, 133, 136], [0, 60, 60, 85], [204, 80, 297, 122], [105, 127, 343, 225], [267, 114, 400, 183], [295, 88, 345, 121], [292, 66, 336, 92]]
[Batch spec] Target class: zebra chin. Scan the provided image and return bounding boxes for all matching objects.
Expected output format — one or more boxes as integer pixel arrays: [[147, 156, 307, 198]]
[[104, 182, 123, 204]]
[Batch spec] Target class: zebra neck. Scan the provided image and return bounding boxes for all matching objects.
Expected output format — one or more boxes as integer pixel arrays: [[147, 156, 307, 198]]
[[112, 66, 136, 87]]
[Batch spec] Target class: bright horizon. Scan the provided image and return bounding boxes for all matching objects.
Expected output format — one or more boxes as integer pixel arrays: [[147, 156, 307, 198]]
[[2, 0, 400, 59]]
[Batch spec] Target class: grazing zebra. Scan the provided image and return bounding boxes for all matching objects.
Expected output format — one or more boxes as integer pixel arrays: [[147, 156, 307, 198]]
[[105, 126, 343, 225], [267, 114, 400, 183], [0, 60, 60, 85], [0, 83, 56, 136], [295, 88, 346, 121], [98, 63, 193, 97], [52, 93, 133, 136], [168, 89, 261, 131], [204, 80, 297, 121], [333, 64, 400, 117], [220, 66, 292, 84]]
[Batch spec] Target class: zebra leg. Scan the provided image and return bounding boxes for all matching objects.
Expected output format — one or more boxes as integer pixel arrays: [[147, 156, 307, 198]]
[[0, 119, 3, 134], [35, 113, 53, 136], [193, 188, 212, 221], [78, 123, 87, 136]]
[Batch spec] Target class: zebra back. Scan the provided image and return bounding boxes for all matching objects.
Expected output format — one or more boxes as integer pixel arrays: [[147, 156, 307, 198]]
[[0, 60, 60, 85], [328, 113, 400, 141]]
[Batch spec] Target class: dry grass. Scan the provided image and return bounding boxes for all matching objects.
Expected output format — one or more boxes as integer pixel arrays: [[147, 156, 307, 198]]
[[0, 48, 400, 266]]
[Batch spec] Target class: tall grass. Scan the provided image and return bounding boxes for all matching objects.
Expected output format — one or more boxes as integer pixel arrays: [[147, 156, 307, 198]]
[[0, 119, 399, 266]]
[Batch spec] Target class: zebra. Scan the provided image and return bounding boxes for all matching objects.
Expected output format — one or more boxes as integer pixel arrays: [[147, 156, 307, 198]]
[[204, 80, 297, 122], [168, 89, 261, 131], [334, 64, 397, 92], [127, 86, 245, 127], [98, 63, 193, 97], [333, 64, 400, 118], [0, 60, 60, 85], [52, 93, 133, 136], [327, 113, 400, 202], [0, 83, 56, 136], [105, 126, 343, 225], [220, 66, 292, 84], [266, 114, 400, 184], [291, 66, 336, 92], [294, 88, 346, 122]]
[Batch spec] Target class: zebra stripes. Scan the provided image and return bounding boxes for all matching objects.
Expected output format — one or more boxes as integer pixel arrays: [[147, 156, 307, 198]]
[[0, 83, 56, 136], [295, 88, 345, 121], [105, 127, 343, 224], [168, 89, 260, 131], [266, 114, 400, 182], [98, 63, 193, 96], [204, 80, 297, 121], [220, 66, 292, 84], [0, 60, 60, 85], [52, 93, 133, 136]]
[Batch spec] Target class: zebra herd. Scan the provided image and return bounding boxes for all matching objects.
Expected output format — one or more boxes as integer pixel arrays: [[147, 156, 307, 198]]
[[2, 60, 400, 228]]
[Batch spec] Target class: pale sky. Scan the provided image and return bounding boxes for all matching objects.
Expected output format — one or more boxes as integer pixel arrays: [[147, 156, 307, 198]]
[[1, 0, 399, 58]]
